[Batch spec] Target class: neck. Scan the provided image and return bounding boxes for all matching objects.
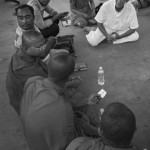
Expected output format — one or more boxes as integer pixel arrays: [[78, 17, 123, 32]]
[[48, 76, 65, 88], [115, 5, 124, 12], [102, 136, 131, 148]]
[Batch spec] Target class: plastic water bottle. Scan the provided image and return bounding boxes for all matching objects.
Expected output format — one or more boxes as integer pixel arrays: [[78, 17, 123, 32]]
[[98, 67, 104, 85]]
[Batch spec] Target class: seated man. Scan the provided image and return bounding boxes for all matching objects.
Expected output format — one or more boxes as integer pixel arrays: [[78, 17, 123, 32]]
[[20, 52, 102, 150], [69, 0, 97, 27], [86, 0, 139, 46], [14, 4, 41, 49], [28, 0, 68, 38], [6, 30, 55, 114], [66, 102, 137, 150]]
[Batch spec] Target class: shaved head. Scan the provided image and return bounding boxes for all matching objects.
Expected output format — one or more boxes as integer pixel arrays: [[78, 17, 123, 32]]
[[101, 102, 136, 146], [22, 30, 45, 48], [48, 52, 75, 81]]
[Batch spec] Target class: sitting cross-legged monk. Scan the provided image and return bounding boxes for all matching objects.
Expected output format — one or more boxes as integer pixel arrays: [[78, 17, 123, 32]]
[[6, 30, 56, 114], [66, 102, 137, 150], [20, 52, 103, 150], [86, 0, 139, 46]]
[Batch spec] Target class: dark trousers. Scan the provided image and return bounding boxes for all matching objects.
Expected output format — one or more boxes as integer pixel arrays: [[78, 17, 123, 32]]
[[39, 16, 60, 38]]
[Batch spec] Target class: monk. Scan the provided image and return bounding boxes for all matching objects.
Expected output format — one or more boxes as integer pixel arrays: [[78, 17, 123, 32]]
[[6, 30, 55, 114]]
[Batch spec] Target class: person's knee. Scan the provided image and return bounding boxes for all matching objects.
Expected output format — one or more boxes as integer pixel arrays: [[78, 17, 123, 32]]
[[133, 31, 139, 41], [52, 24, 59, 36], [86, 33, 99, 46], [77, 21, 87, 28]]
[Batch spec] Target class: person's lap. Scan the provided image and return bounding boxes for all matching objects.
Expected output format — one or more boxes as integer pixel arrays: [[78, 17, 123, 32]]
[[39, 23, 59, 38], [86, 27, 139, 46]]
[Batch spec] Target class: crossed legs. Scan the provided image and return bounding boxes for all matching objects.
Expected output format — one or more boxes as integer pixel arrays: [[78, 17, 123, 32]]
[[86, 27, 139, 46]]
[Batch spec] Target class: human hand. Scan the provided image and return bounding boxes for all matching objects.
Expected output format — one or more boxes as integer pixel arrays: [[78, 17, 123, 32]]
[[56, 12, 69, 20], [65, 88, 76, 98], [65, 76, 83, 89], [106, 34, 112, 43], [87, 93, 102, 105], [111, 32, 119, 41]]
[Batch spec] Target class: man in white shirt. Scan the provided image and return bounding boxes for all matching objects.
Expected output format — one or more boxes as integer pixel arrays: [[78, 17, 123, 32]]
[[28, 0, 68, 38], [86, 0, 139, 46], [14, 4, 40, 49]]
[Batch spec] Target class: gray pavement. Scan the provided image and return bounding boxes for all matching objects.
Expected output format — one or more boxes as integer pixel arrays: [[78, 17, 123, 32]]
[[0, 0, 150, 150]]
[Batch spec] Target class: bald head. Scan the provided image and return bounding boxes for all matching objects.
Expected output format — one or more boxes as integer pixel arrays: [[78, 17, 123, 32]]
[[101, 102, 136, 146], [22, 30, 45, 48], [48, 52, 75, 81]]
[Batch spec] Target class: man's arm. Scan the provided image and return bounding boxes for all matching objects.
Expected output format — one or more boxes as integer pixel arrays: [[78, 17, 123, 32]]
[[114, 29, 136, 40], [26, 37, 56, 57], [33, 5, 53, 29], [97, 23, 112, 42], [90, 0, 96, 15], [45, 4, 58, 16]]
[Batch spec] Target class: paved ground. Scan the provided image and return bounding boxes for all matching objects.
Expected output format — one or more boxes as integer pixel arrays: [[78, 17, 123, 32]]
[[0, 0, 150, 150]]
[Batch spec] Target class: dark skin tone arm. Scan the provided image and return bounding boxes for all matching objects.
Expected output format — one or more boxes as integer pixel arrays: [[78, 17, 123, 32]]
[[97, 23, 112, 42], [113, 29, 135, 40]]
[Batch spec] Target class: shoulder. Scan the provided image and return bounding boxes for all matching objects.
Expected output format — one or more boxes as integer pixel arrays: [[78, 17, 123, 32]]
[[126, 1, 136, 11], [28, 0, 39, 9], [24, 76, 45, 91], [66, 137, 104, 150]]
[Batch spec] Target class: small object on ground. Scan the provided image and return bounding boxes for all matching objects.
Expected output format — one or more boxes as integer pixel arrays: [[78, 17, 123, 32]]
[[74, 62, 87, 72], [98, 67, 105, 85], [70, 76, 81, 80], [98, 89, 107, 98], [83, 26, 97, 33], [62, 19, 72, 27]]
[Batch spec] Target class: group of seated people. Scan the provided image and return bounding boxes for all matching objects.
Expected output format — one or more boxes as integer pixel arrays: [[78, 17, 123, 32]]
[[6, 0, 139, 150]]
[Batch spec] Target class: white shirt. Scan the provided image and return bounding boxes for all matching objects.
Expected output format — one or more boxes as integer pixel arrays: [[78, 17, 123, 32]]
[[95, 0, 139, 32], [14, 24, 40, 49], [28, 0, 56, 29]]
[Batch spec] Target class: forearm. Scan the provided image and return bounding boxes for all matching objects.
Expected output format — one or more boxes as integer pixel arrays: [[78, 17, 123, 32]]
[[118, 29, 135, 39], [33, 7, 53, 29], [97, 23, 109, 37], [42, 40, 55, 57], [71, 8, 87, 18], [45, 5, 58, 16]]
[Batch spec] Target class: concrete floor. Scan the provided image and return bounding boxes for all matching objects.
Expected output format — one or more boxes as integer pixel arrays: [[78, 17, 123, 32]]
[[0, 0, 150, 150]]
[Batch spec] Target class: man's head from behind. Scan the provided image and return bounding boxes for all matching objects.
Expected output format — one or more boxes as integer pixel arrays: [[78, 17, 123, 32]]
[[101, 102, 136, 147], [15, 4, 34, 30], [47, 52, 75, 84], [22, 30, 45, 56]]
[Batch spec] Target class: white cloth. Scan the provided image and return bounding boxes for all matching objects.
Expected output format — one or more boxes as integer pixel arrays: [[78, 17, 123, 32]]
[[14, 25, 40, 49], [86, 0, 139, 46]]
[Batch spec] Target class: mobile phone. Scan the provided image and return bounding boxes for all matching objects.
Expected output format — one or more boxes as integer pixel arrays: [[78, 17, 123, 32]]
[[98, 89, 107, 98]]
